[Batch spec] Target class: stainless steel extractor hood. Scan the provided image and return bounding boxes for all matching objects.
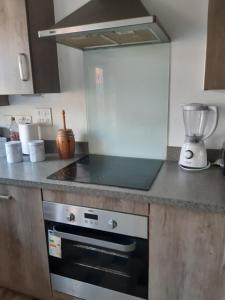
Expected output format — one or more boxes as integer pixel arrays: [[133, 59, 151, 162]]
[[38, 0, 170, 50]]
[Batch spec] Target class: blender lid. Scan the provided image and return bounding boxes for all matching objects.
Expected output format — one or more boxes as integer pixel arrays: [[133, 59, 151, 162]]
[[183, 103, 209, 111]]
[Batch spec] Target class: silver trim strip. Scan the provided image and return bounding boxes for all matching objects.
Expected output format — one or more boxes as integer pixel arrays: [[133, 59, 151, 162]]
[[39, 17, 156, 38], [73, 244, 129, 258], [51, 273, 147, 300], [0, 195, 12, 200], [52, 227, 136, 253], [75, 262, 130, 278]]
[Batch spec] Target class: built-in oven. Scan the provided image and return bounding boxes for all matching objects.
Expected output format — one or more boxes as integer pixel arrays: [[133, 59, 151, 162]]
[[43, 201, 149, 300]]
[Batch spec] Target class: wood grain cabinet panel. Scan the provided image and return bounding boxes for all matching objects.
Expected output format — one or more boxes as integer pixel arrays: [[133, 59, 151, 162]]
[[0, 185, 52, 300], [0, 288, 82, 300], [52, 291, 82, 300], [0, 288, 33, 300], [205, 0, 225, 90], [0, 0, 33, 95], [42, 189, 149, 216], [0, 0, 60, 95], [149, 204, 225, 300]]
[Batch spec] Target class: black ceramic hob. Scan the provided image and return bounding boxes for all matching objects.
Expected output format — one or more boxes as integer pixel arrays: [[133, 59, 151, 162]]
[[47, 155, 163, 191]]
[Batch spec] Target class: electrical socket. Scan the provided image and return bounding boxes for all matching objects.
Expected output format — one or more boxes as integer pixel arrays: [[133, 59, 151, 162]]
[[15, 115, 32, 124], [36, 108, 53, 125], [4, 115, 12, 126], [4, 115, 32, 126]]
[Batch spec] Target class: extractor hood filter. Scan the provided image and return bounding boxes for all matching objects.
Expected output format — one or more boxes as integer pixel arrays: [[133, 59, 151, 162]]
[[38, 0, 170, 50]]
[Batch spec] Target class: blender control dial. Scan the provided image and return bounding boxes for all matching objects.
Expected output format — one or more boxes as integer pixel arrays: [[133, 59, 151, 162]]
[[185, 150, 194, 159]]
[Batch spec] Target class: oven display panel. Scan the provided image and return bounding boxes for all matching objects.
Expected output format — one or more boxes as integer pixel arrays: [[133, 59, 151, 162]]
[[84, 213, 98, 220]]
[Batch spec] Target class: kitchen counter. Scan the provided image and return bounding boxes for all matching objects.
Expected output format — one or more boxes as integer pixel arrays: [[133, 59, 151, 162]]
[[0, 154, 224, 213]]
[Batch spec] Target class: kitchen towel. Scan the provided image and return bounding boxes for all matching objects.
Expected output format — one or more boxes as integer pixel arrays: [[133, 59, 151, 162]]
[[19, 123, 39, 154]]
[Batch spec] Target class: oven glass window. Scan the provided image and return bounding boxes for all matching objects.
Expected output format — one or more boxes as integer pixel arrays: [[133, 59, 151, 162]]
[[46, 221, 148, 299]]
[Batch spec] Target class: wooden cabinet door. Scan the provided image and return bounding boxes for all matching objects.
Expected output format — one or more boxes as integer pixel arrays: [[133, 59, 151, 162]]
[[205, 0, 225, 90], [0, 185, 52, 300], [149, 204, 225, 300], [0, 0, 34, 95]]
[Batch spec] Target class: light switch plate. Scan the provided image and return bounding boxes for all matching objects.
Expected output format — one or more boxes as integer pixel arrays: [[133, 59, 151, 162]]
[[36, 108, 53, 125]]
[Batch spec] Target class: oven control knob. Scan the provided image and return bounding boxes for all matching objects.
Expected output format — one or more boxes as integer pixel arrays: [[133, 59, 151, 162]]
[[67, 213, 75, 222], [108, 219, 117, 229]]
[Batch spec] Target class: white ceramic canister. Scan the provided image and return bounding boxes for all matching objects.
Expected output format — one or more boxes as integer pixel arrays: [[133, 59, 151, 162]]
[[0, 137, 7, 158], [28, 140, 45, 163], [5, 141, 23, 163]]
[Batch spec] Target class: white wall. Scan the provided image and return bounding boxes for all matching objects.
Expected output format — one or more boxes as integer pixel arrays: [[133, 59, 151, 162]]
[[1, 0, 225, 148], [0, 0, 89, 141], [142, 0, 225, 148]]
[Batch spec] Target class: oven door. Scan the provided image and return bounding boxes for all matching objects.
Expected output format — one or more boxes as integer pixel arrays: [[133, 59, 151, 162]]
[[46, 221, 148, 300]]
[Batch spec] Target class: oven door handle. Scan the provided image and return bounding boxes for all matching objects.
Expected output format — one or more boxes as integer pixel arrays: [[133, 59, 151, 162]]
[[52, 228, 136, 253]]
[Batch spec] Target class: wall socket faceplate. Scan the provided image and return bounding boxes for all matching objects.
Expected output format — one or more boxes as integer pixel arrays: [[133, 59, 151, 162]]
[[36, 108, 53, 125], [15, 115, 32, 124], [4, 115, 32, 126]]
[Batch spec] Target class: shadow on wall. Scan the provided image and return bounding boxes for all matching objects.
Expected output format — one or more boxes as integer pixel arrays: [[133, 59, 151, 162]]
[[57, 44, 85, 93], [205, 104, 225, 149], [141, 0, 207, 39]]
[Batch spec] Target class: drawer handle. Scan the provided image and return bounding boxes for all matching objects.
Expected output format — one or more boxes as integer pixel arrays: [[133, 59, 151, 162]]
[[0, 195, 12, 200], [18, 53, 29, 81]]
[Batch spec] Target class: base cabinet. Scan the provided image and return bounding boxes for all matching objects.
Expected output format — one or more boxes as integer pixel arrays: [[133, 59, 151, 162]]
[[1, 186, 225, 300], [0, 185, 52, 300], [149, 204, 225, 300]]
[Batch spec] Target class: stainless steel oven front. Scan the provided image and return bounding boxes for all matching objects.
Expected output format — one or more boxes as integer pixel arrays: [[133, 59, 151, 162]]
[[43, 201, 149, 300]]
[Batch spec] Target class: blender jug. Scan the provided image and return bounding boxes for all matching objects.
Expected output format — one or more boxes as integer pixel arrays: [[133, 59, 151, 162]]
[[183, 104, 218, 143], [179, 103, 218, 170]]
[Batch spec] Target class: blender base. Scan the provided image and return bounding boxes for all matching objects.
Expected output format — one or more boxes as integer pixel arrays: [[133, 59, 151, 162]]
[[179, 162, 211, 172], [179, 142, 208, 169]]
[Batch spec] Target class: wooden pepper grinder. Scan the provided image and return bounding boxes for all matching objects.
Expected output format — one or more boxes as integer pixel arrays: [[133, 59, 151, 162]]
[[56, 110, 75, 159]]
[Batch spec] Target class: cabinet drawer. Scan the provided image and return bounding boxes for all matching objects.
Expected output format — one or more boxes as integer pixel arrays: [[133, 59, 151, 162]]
[[42, 189, 149, 216]]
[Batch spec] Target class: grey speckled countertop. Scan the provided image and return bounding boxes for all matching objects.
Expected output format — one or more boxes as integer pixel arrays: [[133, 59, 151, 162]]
[[0, 154, 224, 213]]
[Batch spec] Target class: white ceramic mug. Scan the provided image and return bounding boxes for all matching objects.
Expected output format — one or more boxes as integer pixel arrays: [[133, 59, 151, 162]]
[[5, 141, 23, 163], [28, 140, 45, 163]]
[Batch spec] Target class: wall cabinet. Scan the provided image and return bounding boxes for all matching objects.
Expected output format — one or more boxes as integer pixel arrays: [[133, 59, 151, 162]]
[[0, 185, 52, 300], [205, 0, 225, 90], [0, 0, 60, 95], [149, 204, 225, 300]]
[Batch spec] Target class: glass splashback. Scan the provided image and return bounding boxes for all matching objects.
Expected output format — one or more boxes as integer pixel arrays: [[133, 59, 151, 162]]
[[84, 44, 170, 159]]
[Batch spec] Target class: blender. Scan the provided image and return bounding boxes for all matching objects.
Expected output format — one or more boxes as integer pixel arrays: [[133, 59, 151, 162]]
[[179, 103, 218, 170]]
